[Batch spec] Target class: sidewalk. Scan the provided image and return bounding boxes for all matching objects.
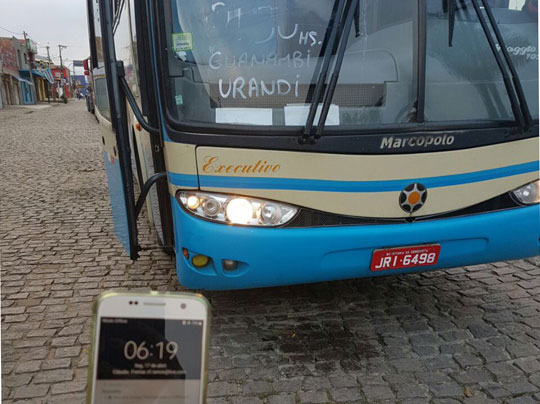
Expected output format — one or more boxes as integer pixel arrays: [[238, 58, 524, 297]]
[[2, 103, 58, 111], [0, 102, 59, 123]]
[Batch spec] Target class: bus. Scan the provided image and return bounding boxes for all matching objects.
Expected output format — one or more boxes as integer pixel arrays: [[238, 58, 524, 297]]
[[86, 0, 539, 290]]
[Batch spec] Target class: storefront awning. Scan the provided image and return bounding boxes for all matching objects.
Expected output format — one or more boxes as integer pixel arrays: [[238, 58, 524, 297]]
[[15, 76, 34, 86], [32, 69, 45, 77], [31, 68, 55, 84]]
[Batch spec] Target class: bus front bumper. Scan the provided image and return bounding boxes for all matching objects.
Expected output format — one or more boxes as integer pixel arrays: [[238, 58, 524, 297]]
[[172, 199, 540, 290]]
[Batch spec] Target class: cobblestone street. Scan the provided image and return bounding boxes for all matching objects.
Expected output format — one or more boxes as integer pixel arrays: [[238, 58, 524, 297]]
[[1, 101, 540, 403]]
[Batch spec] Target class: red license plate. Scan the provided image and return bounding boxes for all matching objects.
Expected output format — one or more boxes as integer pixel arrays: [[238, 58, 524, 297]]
[[370, 244, 441, 271]]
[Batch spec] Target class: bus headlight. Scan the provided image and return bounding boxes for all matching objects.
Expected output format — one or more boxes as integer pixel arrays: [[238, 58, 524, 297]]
[[186, 195, 200, 210], [511, 180, 540, 205], [177, 191, 298, 226], [260, 203, 283, 225], [226, 198, 253, 224], [202, 197, 221, 217]]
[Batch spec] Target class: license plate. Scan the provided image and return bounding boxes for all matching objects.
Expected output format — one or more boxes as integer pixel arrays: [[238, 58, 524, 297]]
[[370, 244, 441, 271]]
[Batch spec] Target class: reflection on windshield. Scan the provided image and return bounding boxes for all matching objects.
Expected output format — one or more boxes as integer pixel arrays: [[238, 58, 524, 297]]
[[165, 0, 415, 127], [425, 0, 538, 122], [163, 0, 537, 129]]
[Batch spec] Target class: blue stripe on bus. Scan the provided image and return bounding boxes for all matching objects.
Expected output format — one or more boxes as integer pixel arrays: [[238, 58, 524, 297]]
[[168, 172, 199, 188], [168, 160, 539, 192]]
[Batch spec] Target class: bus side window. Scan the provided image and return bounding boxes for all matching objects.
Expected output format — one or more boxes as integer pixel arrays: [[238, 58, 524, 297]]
[[91, 0, 112, 122], [94, 78, 111, 121]]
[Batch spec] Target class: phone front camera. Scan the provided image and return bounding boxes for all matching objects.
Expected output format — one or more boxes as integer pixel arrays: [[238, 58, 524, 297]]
[[181, 303, 186, 309]]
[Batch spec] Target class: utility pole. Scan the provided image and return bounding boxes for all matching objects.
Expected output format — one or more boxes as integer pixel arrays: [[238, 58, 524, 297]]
[[23, 31, 37, 104], [45, 45, 51, 103], [58, 45, 65, 69], [58, 44, 67, 101], [43, 46, 51, 103]]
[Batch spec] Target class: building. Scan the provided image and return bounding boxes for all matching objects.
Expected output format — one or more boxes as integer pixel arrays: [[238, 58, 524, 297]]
[[32, 63, 49, 102], [33, 57, 55, 102], [0, 37, 22, 108], [0, 34, 74, 107], [13, 38, 36, 105], [0, 36, 42, 108], [50, 65, 71, 99]]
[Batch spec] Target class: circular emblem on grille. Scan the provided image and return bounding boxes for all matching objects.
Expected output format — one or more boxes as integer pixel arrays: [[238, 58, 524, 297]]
[[399, 183, 427, 213]]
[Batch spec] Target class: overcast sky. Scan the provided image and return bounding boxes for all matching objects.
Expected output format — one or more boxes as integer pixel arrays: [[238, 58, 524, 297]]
[[0, 0, 90, 74]]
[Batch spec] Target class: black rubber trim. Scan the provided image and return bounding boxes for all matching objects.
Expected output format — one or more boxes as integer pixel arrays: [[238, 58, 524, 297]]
[[286, 192, 523, 228], [165, 124, 538, 155], [119, 76, 160, 135], [135, 172, 167, 218]]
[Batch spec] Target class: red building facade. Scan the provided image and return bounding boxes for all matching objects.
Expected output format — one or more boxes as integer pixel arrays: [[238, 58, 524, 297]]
[[0, 37, 22, 107], [50, 66, 71, 99]]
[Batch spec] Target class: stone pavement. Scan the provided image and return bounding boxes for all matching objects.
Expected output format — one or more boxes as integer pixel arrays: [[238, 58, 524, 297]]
[[1, 100, 540, 403]]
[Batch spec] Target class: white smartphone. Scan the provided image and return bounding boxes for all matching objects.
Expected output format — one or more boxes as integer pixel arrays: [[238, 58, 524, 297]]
[[87, 291, 211, 404]]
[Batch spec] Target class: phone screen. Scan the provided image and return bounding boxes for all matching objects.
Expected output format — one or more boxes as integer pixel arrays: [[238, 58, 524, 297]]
[[94, 316, 204, 403]]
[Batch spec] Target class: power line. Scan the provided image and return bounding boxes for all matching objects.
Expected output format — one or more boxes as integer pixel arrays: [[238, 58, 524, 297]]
[[0, 25, 23, 36]]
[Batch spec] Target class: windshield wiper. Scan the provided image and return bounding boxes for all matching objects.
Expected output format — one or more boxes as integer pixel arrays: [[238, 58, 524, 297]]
[[469, 0, 529, 132], [446, 0, 530, 131], [479, 0, 532, 129], [354, 1, 361, 37], [300, 0, 349, 144], [448, 0, 456, 46], [447, 0, 469, 46], [315, 0, 360, 139]]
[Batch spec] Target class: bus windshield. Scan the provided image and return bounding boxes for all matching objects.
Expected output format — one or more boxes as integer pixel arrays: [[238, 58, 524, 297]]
[[162, 0, 538, 130]]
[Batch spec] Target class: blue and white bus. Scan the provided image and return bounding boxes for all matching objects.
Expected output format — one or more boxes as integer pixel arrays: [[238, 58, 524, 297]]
[[87, 0, 539, 290]]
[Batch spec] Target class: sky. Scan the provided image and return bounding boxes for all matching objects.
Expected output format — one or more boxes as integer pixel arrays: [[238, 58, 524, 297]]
[[0, 0, 90, 75]]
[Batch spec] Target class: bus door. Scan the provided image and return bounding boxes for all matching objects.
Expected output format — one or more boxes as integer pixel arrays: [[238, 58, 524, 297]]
[[88, 0, 139, 260]]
